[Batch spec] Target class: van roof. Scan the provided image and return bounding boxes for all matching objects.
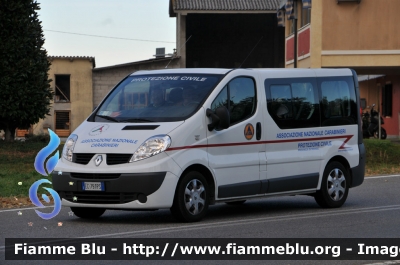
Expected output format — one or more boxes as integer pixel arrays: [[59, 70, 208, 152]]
[[131, 68, 353, 77], [250, 68, 353, 77], [131, 68, 233, 75]]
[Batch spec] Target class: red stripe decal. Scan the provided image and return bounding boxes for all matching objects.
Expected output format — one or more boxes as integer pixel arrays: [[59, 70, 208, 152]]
[[166, 135, 354, 151], [338, 135, 353, 149]]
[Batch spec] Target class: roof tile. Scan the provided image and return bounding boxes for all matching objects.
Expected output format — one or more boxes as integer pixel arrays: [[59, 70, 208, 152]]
[[47, 56, 96, 68], [173, 0, 280, 11]]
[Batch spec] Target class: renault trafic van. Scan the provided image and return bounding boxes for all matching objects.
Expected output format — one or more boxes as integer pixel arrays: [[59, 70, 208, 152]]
[[53, 68, 365, 222]]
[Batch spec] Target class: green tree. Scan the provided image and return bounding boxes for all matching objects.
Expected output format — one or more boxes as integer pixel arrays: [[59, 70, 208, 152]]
[[0, 0, 53, 141]]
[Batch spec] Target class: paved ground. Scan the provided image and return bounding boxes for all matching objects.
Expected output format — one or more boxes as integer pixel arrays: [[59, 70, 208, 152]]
[[1, 175, 400, 265]]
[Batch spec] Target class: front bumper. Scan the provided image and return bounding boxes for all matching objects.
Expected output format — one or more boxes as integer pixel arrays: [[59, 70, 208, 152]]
[[52, 171, 179, 209]]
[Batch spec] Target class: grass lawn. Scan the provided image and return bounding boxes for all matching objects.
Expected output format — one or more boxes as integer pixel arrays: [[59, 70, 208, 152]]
[[0, 138, 399, 208], [0, 140, 62, 208], [364, 138, 400, 175]]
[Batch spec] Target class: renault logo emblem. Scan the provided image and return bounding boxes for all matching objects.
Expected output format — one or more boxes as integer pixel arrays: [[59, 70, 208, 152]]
[[95, 155, 103, 166]]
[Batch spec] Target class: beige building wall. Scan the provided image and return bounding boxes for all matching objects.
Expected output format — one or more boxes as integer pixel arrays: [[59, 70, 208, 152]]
[[320, 0, 400, 68], [310, 0, 322, 68], [322, 0, 400, 51], [284, 0, 400, 69], [32, 57, 94, 136]]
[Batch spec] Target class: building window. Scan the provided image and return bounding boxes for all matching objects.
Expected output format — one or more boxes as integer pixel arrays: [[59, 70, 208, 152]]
[[287, 1, 299, 34], [55, 111, 70, 137], [382, 84, 392, 117], [55, 75, 70, 102], [301, 8, 311, 27], [360, 98, 367, 110], [16, 127, 31, 137]]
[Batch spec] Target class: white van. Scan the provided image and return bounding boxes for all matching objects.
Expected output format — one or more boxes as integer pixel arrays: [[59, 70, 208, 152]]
[[53, 68, 365, 222]]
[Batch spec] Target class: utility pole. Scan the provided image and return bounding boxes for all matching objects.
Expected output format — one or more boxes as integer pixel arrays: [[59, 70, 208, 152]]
[[293, 2, 298, 68]]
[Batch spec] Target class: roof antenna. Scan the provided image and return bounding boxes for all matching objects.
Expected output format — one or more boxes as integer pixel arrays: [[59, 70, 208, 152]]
[[165, 35, 192, 69], [239, 36, 263, 68]]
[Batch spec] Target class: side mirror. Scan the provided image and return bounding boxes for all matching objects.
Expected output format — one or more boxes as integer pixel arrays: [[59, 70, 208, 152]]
[[206, 107, 230, 131]]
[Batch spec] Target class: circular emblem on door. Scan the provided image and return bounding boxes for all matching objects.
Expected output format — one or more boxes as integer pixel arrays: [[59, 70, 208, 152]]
[[89, 124, 109, 136], [244, 123, 254, 140]]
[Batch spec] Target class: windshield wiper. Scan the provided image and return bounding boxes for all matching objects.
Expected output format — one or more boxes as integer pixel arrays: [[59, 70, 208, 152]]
[[96, 115, 119, 122], [119, 118, 154, 123]]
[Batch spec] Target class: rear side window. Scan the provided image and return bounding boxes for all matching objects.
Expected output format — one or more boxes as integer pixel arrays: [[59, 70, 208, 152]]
[[319, 77, 357, 126], [266, 78, 319, 129]]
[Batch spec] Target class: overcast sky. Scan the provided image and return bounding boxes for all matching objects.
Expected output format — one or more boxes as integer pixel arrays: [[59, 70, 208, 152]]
[[37, 0, 176, 68]]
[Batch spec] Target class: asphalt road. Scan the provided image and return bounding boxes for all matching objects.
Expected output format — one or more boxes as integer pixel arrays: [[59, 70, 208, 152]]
[[1, 175, 400, 265]]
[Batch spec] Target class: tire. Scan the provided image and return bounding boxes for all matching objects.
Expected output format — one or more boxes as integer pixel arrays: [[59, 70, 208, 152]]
[[381, 128, 387, 139], [373, 130, 379, 139], [225, 200, 246, 205], [71, 207, 106, 219], [170, 171, 209, 222], [314, 162, 349, 208], [373, 128, 387, 139]]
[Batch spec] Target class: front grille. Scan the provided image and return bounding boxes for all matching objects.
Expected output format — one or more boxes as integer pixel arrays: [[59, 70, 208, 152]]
[[70, 173, 120, 180], [72, 153, 132, 165], [106, 154, 132, 165], [73, 154, 95, 165], [61, 191, 137, 204]]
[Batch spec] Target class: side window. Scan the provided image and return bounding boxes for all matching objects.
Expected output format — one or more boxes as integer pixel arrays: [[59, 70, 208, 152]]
[[292, 82, 317, 121], [270, 85, 292, 119], [211, 86, 228, 110], [320, 77, 357, 126], [229, 78, 256, 124], [211, 77, 256, 125], [266, 79, 319, 129]]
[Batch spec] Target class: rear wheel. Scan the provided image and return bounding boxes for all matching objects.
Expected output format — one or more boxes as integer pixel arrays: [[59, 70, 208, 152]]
[[314, 162, 349, 208], [170, 171, 209, 222], [71, 207, 106, 219], [374, 128, 387, 140], [374, 128, 387, 139]]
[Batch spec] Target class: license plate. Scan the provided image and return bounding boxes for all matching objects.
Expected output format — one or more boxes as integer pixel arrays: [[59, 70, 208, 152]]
[[82, 182, 104, 191]]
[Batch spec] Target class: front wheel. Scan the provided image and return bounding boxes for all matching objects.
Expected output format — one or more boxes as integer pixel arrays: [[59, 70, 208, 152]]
[[170, 171, 209, 222], [71, 207, 106, 219], [314, 162, 349, 208]]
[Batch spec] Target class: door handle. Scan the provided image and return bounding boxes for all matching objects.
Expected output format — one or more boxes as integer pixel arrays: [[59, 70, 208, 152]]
[[256, 122, 261, 140]]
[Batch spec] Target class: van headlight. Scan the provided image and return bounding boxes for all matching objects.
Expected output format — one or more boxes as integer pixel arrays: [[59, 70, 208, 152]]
[[62, 134, 78, 162], [130, 135, 171, 162]]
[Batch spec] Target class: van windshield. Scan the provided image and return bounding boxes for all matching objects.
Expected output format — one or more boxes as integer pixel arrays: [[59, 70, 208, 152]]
[[95, 74, 223, 122]]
